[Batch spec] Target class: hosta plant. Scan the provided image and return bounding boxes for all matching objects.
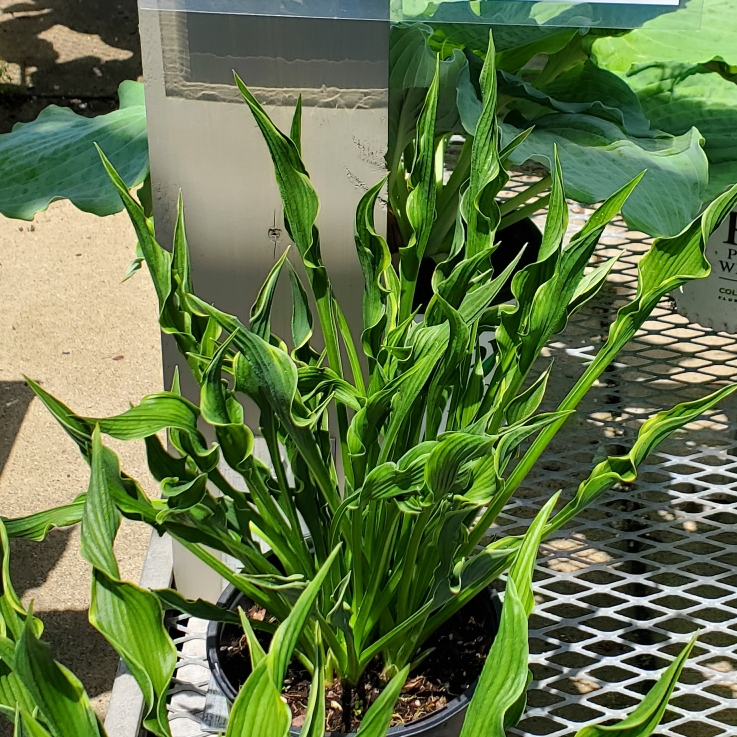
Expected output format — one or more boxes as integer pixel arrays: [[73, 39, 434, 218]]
[[0, 512, 693, 737], [5, 31, 737, 735]]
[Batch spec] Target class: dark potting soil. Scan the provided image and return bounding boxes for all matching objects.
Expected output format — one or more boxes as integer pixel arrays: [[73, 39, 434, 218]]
[[217, 593, 496, 733]]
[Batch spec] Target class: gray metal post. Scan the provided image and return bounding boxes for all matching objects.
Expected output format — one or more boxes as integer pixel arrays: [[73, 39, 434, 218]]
[[139, 2, 389, 599]]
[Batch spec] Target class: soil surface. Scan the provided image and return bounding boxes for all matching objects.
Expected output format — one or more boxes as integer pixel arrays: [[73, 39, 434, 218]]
[[217, 593, 498, 733]]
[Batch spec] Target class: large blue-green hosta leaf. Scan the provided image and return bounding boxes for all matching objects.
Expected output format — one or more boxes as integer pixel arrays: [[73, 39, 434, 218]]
[[526, 61, 653, 137], [498, 117, 707, 237], [438, 21, 710, 237], [590, 0, 737, 71], [0, 81, 148, 220], [625, 63, 737, 200]]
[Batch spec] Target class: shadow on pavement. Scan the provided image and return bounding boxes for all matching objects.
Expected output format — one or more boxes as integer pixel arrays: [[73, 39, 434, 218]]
[[8, 534, 119, 701], [0, 0, 143, 131], [0, 380, 34, 476]]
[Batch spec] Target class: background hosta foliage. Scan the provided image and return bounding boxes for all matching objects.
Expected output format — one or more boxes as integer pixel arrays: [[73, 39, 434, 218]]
[[590, 0, 737, 202], [388, 0, 737, 249], [390, 21, 710, 242], [2, 0, 736, 236], [0, 81, 148, 220]]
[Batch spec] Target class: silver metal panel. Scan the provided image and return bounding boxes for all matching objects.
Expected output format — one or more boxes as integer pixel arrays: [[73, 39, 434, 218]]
[[139, 4, 388, 600], [139, 6, 388, 410]]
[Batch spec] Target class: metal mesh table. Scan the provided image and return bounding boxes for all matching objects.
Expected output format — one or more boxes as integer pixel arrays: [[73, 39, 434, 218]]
[[504, 196, 737, 737], [165, 188, 737, 737]]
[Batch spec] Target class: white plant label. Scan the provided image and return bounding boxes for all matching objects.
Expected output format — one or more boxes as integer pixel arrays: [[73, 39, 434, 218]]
[[674, 208, 737, 334]]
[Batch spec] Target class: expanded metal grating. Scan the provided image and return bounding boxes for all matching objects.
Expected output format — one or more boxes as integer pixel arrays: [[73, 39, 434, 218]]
[[501, 190, 737, 737], [165, 185, 737, 737]]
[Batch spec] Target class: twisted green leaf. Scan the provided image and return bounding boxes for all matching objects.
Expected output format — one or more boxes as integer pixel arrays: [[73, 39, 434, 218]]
[[575, 637, 696, 737]]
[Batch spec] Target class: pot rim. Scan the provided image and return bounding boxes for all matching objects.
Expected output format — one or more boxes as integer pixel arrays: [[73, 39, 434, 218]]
[[206, 584, 501, 736]]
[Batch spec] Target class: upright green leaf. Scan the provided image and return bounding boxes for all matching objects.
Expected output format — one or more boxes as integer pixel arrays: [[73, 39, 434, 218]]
[[459, 497, 557, 737], [505, 364, 552, 426], [225, 659, 291, 737], [355, 178, 392, 363], [0, 521, 25, 622], [575, 637, 696, 737], [238, 608, 267, 670], [90, 572, 175, 737], [298, 649, 325, 737], [538, 149, 567, 261], [399, 57, 441, 320], [97, 148, 172, 311], [267, 545, 341, 685], [356, 666, 410, 737], [464, 31, 503, 258], [172, 191, 193, 296], [0, 673, 36, 724], [251, 249, 290, 340], [508, 494, 559, 616], [15, 615, 102, 737], [288, 266, 318, 364], [458, 575, 529, 737], [233, 74, 319, 267], [290, 95, 303, 157]]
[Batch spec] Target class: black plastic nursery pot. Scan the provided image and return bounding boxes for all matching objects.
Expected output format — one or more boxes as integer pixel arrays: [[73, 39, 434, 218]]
[[207, 584, 501, 737], [412, 217, 543, 311]]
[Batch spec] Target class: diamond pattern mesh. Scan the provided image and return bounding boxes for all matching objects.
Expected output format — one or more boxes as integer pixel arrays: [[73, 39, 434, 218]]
[[501, 180, 737, 737], [165, 183, 737, 736]]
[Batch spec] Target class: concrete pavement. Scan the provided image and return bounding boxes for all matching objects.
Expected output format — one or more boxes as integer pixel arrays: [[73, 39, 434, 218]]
[[0, 200, 161, 722]]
